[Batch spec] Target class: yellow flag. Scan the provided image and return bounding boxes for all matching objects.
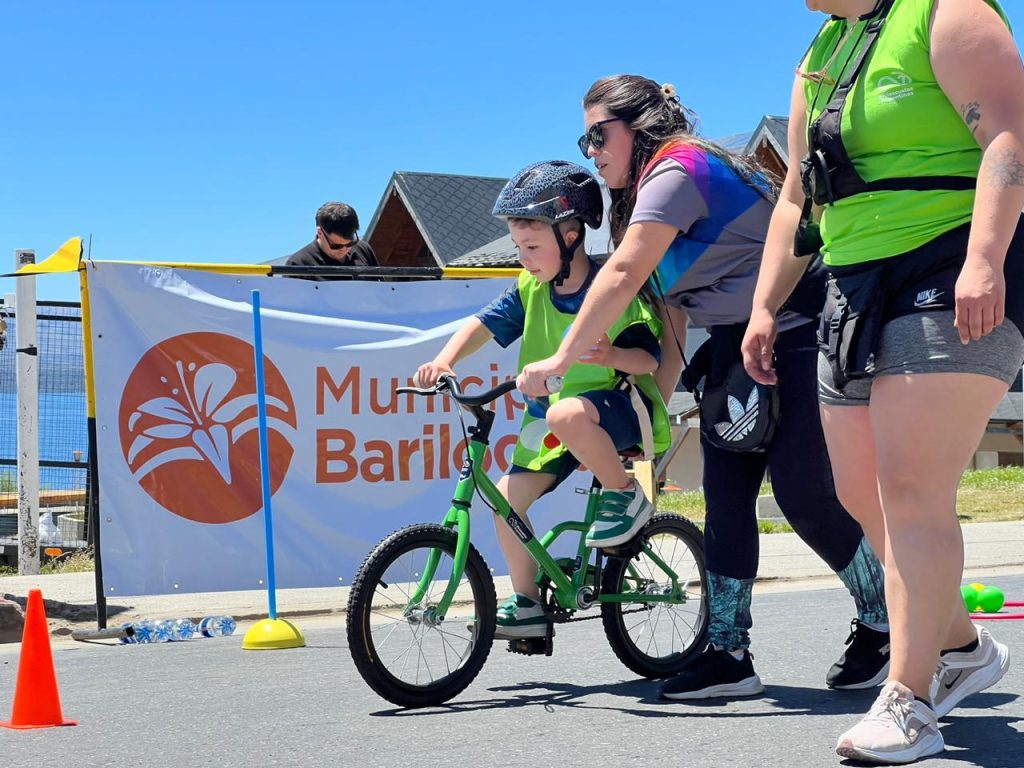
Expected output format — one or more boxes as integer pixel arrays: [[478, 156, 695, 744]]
[[14, 237, 83, 275]]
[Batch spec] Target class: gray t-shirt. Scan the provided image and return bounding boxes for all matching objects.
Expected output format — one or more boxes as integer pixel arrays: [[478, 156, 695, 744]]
[[629, 150, 785, 329]]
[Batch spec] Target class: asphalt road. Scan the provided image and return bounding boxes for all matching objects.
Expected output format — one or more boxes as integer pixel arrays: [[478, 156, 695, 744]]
[[2, 576, 1022, 768]]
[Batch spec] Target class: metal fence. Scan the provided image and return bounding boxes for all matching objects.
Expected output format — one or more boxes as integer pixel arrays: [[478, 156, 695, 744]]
[[0, 299, 89, 566]]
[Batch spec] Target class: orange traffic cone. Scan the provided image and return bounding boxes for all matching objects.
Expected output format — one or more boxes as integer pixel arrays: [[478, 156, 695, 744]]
[[0, 589, 77, 729]]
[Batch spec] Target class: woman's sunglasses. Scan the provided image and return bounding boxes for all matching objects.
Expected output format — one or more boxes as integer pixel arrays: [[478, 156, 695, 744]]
[[577, 117, 624, 158]]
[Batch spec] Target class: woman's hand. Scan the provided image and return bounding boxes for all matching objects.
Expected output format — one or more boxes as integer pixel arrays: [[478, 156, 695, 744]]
[[578, 334, 613, 366], [415, 361, 455, 388], [741, 308, 779, 385], [517, 354, 570, 397], [954, 257, 1006, 344]]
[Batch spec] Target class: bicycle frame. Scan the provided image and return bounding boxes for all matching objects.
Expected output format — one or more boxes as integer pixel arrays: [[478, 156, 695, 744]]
[[404, 381, 688, 621]]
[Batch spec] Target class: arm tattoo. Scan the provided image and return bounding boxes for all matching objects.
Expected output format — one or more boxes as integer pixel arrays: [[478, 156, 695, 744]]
[[985, 148, 1024, 189], [959, 102, 981, 136]]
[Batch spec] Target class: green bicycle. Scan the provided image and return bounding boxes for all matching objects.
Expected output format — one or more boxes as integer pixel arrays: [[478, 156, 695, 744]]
[[346, 375, 708, 708]]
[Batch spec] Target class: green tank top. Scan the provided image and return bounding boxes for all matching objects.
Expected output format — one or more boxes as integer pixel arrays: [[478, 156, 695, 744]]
[[512, 269, 671, 472], [802, 0, 1010, 266]]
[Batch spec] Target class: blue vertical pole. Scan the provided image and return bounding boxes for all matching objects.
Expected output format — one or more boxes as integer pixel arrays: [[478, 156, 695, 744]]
[[251, 289, 278, 620]]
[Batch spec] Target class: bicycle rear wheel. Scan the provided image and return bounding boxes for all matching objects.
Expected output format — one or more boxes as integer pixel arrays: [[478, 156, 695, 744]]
[[346, 523, 496, 708], [601, 514, 708, 678]]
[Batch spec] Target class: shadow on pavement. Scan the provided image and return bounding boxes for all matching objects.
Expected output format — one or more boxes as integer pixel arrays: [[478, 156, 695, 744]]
[[369, 679, 888, 718]]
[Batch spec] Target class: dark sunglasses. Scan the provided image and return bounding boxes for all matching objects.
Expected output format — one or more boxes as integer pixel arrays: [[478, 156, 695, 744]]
[[577, 117, 624, 158], [320, 227, 359, 251]]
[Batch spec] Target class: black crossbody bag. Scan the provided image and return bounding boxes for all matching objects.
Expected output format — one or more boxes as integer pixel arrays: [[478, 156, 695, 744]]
[[655, 271, 780, 453], [679, 324, 781, 453]]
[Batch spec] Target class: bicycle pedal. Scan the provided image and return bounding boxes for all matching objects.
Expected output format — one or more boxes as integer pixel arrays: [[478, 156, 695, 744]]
[[601, 542, 637, 558], [506, 632, 554, 657]]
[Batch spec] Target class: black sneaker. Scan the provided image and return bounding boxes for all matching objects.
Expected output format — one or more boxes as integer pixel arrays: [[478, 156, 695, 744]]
[[660, 645, 765, 700], [826, 619, 891, 690]]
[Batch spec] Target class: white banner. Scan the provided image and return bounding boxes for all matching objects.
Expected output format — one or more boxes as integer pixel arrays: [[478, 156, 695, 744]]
[[88, 263, 582, 595]]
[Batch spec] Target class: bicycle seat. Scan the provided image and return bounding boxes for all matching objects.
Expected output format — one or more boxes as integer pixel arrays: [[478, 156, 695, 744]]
[[618, 446, 644, 460]]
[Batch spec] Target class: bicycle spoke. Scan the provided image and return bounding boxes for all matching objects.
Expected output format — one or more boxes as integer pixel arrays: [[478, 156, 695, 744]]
[[414, 629, 434, 685], [369, 616, 404, 648], [437, 627, 468, 675], [646, 608, 662, 656], [392, 626, 422, 676], [626, 615, 647, 638], [605, 519, 709, 674], [358, 533, 489, 692], [668, 608, 693, 650]]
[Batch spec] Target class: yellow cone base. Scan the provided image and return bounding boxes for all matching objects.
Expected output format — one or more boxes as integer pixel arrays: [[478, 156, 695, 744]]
[[241, 618, 306, 650]]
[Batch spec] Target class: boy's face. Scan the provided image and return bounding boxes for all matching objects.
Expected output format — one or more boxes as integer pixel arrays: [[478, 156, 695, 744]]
[[508, 221, 578, 283]]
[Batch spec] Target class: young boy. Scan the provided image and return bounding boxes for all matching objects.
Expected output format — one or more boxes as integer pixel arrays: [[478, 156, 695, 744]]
[[415, 160, 670, 639]]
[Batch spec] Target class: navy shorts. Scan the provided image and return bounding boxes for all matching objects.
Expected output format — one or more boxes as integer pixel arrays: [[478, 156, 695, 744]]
[[509, 388, 653, 494]]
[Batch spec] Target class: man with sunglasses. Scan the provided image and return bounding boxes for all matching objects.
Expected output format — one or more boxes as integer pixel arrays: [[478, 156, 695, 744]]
[[284, 201, 379, 280]]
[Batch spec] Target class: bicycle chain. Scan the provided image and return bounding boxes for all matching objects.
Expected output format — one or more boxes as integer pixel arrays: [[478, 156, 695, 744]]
[[548, 604, 653, 624]]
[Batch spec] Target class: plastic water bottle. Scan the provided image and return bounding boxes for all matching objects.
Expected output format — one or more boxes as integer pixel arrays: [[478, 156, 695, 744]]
[[119, 618, 196, 644], [198, 615, 237, 638], [119, 622, 138, 644], [124, 620, 156, 644], [167, 618, 196, 641], [149, 620, 174, 643]]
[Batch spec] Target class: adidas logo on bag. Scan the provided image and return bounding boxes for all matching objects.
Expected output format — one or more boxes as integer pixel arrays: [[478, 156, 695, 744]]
[[714, 388, 759, 442]]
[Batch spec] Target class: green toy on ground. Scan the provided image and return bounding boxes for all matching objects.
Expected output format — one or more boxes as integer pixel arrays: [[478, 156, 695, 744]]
[[961, 584, 980, 612], [977, 586, 1005, 613], [962, 582, 1007, 613]]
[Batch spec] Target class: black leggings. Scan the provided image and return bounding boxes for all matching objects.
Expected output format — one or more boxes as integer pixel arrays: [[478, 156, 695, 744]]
[[701, 321, 864, 580]]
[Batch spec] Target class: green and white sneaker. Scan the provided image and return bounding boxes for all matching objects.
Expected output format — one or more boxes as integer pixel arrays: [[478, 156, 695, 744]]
[[494, 593, 549, 640], [585, 479, 654, 548]]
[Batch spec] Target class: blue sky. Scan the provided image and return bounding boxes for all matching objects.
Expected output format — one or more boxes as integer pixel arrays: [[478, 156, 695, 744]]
[[2, 1, 1022, 301]]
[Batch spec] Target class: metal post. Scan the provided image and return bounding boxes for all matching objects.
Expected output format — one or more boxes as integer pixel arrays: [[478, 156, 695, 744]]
[[79, 264, 107, 628], [14, 250, 40, 575]]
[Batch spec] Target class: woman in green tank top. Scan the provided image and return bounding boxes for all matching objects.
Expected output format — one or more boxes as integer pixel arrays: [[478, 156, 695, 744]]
[[742, 0, 1024, 762]]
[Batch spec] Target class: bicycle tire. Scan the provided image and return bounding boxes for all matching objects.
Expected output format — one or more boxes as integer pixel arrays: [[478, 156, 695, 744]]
[[346, 523, 496, 708], [600, 514, 708, 678]]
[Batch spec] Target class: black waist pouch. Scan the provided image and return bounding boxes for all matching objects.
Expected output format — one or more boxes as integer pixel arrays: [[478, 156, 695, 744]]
[[819, 267, 884, 392], [683, 324, 781, 453]]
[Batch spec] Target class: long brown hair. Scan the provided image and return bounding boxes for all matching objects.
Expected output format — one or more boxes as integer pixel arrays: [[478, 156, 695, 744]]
[[583, 75, 779, 246]]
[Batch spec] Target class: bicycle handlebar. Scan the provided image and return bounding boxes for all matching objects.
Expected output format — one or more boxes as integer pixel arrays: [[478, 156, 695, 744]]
[[396, 374, 563, 406]]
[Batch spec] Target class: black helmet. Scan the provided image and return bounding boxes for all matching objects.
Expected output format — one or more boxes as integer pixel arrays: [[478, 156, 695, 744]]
[[492, 160, 603, 230]]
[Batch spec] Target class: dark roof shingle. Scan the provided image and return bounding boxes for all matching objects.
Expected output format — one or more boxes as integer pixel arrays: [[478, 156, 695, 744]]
[[743, 115, 789, 163], [395, 172, 509, 265], [447, 233, 520, 268]]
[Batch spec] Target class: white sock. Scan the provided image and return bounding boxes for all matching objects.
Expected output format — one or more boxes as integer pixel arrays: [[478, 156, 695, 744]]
[[713, 643, 745, 660], [864, 621, 889, 632]]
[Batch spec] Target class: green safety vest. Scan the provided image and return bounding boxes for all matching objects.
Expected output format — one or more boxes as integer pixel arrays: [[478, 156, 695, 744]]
[[511, 268, 672, 472], [802, 0, 1010, 266]]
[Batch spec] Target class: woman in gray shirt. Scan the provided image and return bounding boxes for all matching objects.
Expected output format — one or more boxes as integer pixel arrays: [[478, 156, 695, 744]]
[[518, 74, 889, 701]]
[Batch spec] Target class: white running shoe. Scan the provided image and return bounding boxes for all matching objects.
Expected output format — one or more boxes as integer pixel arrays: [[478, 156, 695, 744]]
[[836, 681, 944, 764], [930, 625, 1010, 718]]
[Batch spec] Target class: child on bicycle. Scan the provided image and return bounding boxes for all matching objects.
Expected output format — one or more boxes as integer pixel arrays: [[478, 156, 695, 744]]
[[415, 160, 671, 639]]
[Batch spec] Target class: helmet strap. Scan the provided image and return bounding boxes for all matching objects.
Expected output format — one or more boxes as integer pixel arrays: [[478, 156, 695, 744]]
[[551, 225, 582, 287]]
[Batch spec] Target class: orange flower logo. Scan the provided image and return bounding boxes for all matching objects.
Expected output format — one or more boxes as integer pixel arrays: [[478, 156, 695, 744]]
[[118, 332, 297, 524]]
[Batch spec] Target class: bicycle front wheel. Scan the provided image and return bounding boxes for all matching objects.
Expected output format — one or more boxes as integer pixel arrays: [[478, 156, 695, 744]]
[[601, 514, 708, 678], [346, 524, 496, 708]]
